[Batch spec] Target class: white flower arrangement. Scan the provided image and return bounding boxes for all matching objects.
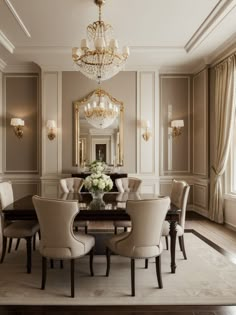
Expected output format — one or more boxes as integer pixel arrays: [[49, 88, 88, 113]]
[[84, 172, 113, 192], [89, 160, 106, 173]]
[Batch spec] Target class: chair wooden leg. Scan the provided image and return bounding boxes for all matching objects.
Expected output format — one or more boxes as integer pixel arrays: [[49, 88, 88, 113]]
[[26, 237, 32, 274], [89, 247, 94, 276], [155, 255, 163, 289], [71, 259, 75, 298], [15, 238, 20, 251], [178, 236, 183, 251], [165, 236, 169, 250], [60, 260, 64, 269], [131, 258, 135, 296], [33, 234, 36, 251], [41, 256, 47, 290], [114, 226, 118, 234], [0, 236, 7, 263], [50, 259, 54, 268], [85, 226, 88, 234], [145, 258, 148, 269], [105, 247, 111, 277], [180, 235, 187, 260], [8, 238, 12, 253]]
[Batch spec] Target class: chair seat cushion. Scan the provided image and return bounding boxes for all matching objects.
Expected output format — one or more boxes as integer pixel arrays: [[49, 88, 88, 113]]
[[4, 221, 39, 238], [162, 221, 184, 236], [106, 232, 163, 259], [113, 220, 131, 228], [41, 233, 95, 259], [73, 220, 89, 228]]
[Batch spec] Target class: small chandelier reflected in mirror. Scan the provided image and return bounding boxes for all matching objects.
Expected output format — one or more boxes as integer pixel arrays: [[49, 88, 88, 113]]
[[84, 89, 120, 129], [72, 0, 130, 83]]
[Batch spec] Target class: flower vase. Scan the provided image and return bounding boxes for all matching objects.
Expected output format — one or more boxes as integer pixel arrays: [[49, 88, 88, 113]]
[[89, 190, 105, 209]]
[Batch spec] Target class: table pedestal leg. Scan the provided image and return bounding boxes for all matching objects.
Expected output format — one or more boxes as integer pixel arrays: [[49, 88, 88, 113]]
[[169, 220, 177, 273]]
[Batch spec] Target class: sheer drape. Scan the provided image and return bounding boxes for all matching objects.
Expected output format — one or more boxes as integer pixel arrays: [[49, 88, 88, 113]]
[[209, 55, 236, 223]]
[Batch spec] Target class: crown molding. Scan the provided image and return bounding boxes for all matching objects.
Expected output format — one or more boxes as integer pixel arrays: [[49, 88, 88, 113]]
[[206, 33, 236, 66], [4, 0, 31, 38], [0, 30, 15, 53], [4, 63, 40, 73], [185, 0, 236, 53], [0, 58, 7, 71]]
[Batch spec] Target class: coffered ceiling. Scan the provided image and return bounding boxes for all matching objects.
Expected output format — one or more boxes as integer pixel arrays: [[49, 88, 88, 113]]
[[0, 0, 236, 72]]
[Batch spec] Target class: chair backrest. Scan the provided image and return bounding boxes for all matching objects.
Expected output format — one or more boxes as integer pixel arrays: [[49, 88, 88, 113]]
[[32, 195, 85, 258], [115, 177, 142, 193], [0, 181, 14, 210], [114, 197, 170, 258], [170, 179, 190, 229], [60, 177, 84, 193]]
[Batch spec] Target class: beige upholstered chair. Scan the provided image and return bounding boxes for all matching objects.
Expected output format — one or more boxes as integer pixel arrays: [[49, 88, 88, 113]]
[[0, 182, 39, 273], [162, 179, 190, 259], [59, 177, 88, 234], [32, 195, 95, 298], [106, 197, 170, 296], [113, 177, 142, 234]]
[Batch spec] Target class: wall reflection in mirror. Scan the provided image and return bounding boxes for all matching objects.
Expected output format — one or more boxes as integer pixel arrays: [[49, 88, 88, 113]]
[[73, 89, 124, 167]]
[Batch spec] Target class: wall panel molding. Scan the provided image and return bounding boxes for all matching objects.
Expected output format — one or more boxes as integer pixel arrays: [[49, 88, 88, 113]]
[[42, 71, 62, 176], [193, 68, 208, 176], [3, 73, 39, 173], [137, 71, 158, 175], [160, 75, 191, 175]]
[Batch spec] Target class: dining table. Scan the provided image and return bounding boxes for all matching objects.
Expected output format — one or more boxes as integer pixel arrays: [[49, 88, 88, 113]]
[[3, 192, 181, 273]]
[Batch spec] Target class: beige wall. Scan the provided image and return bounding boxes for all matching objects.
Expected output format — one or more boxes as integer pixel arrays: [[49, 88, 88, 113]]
[[62, 71, 137, 174], [160, 75, 191, 174], [4, 74, 39, 173]]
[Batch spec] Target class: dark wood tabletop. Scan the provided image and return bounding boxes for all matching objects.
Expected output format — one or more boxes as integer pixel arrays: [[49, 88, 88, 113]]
[[3, 192, 180, 222]]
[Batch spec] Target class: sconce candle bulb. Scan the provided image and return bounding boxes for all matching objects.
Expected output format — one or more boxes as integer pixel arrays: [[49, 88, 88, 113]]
[[171, 120, 184, 137], [10, 118, 24, 139], [46, 120, 57, 140], [142, 119, 151, 141]]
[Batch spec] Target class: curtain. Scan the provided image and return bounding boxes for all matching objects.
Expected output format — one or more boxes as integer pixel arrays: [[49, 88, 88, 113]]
[[209, 54, 236, 223]]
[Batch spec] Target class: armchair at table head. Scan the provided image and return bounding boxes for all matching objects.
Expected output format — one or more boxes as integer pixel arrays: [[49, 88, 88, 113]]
[[106, 197, 170, 296], [32, 195, 95, 297], [162, 179, 190, 259], [115, 177, 142, 193], [59, 177, 84, 193], [59, 177, 88, 233], [114, 177, 142, 234], [0, 181, 39, 274]]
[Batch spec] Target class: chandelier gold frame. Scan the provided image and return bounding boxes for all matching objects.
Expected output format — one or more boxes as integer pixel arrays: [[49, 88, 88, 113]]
[[72, 0, 129, 83]]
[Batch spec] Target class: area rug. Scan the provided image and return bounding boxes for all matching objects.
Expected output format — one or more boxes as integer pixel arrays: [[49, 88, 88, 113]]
[[0, 232, 236, 305]]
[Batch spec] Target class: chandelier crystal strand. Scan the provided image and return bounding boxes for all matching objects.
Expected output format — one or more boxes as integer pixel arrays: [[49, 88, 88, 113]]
[[72, 0, 129, 83]]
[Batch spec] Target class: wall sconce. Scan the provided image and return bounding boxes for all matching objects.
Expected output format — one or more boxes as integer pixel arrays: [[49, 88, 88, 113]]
[[142, 120, 151, 141], [171, 120, 184, 137], [10, 118, 24, 139], [46, 120, 56, 140]]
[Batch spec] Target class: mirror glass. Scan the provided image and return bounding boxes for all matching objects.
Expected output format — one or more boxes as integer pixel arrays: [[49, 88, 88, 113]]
[[73, 89, 124, 167]]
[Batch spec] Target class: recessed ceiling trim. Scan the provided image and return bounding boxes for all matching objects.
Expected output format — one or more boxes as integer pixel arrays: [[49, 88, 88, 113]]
[[0, 58, 7, 71], [4, 0, 31, 38], [185, 0, 236, 53], [0, 30, 15, 53]]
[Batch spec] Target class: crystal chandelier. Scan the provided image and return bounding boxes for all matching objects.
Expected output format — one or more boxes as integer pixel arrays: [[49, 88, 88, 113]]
[[84, 89, 120, 129], [72, 0, 130, 83]]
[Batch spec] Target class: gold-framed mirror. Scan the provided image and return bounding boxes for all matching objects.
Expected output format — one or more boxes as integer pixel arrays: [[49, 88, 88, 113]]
[[73, 89, 124, 167]]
